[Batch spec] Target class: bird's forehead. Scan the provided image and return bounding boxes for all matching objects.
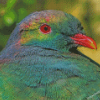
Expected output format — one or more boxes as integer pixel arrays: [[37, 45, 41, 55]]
[[20, 11, 67, 30], [34, 11, 67, 23]]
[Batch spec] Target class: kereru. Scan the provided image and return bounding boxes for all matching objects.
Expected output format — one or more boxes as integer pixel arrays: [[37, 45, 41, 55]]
[[0, 10, 100, 100]]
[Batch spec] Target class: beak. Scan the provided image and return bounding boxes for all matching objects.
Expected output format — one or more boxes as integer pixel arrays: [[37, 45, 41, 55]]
[[70, 33, 97, 49]]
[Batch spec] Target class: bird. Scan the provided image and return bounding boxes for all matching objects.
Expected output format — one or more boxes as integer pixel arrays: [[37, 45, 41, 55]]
[[0, 10, 100, 100]]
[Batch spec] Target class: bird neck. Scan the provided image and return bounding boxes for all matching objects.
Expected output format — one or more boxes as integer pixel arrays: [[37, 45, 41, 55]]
[[0, 45, 77, 63]]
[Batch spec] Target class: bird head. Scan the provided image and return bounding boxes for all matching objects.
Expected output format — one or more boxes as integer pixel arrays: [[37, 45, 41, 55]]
[[6, 10, 97, 53]]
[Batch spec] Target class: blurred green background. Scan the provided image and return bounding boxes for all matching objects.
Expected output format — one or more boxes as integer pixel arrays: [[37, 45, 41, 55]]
[[0, 0, 100, 63]]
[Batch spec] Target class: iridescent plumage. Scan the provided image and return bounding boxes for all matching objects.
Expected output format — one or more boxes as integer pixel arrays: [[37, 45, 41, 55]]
[[0, 10, 100, 100]]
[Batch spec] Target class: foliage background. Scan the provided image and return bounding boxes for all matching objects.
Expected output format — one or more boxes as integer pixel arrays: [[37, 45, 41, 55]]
[[0, 0, 100, 64]]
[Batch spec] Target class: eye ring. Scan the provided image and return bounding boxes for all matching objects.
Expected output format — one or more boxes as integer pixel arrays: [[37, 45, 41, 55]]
[[40, 23, 51, 34]]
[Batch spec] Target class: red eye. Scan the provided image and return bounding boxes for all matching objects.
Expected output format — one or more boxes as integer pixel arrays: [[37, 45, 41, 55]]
[[40, 24, 51, 34]]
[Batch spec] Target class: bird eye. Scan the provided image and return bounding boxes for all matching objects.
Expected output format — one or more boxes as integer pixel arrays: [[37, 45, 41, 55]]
[[40, 24, 51, 34]]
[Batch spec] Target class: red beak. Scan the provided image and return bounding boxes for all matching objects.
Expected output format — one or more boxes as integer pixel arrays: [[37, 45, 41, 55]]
[[70, 33, 97, 49]]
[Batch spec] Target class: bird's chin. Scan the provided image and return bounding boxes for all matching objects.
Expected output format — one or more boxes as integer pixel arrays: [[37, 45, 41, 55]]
[[69, 46, 79, 54], [66, 42, 80, 54], [65, 42, 78, 52]]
